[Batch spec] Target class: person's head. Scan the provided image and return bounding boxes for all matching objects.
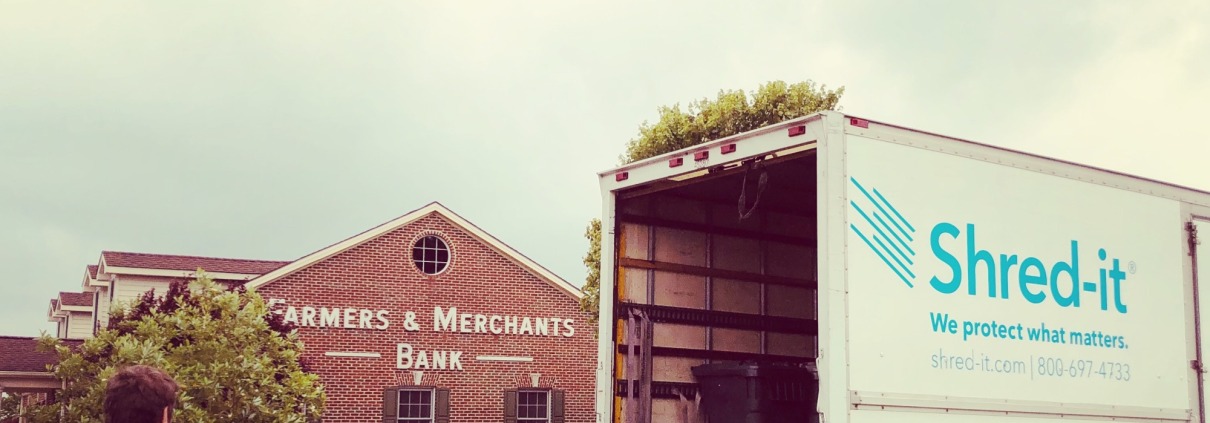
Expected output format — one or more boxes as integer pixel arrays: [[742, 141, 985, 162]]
[[103, 364, 179, 423]]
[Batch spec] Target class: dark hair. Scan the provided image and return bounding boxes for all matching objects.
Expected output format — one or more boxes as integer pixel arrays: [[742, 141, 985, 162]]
[[104, 365, 179, 423]]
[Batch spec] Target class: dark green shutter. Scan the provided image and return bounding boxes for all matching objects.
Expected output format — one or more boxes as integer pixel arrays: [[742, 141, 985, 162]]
[[382, 388, 398, 423], [435, 388, 450, 423], [551, 389, 565, 423], [504, 390, 518, 423]]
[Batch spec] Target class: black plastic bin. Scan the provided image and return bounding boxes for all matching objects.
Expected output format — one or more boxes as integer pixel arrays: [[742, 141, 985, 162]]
[[691, 362, 819, 423]]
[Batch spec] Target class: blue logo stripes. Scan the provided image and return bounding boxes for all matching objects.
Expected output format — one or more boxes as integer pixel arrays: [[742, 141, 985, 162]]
[[850, 177, 918, 288]]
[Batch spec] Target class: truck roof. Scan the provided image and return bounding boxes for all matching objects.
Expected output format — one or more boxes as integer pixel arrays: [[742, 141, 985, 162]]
[[598, 111, 1210, 200]]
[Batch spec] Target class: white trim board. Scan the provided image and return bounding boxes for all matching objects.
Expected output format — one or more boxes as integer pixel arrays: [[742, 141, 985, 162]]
[[101, 266, 261, 281], [244, 202, 584, 300], [0, 371, 55, 378], [324, 351, 381, 358], [476, 356, 534, 362]]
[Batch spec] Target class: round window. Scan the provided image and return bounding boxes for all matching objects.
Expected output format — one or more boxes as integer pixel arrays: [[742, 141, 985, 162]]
[[412, 235, 451, 275]]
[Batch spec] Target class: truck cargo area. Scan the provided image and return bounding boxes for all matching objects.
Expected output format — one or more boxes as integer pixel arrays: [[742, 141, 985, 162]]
[[610, 147, 819, 422]]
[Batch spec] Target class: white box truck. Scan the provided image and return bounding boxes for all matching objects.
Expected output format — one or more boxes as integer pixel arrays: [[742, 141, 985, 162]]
[[593, 111, 1210, 423]]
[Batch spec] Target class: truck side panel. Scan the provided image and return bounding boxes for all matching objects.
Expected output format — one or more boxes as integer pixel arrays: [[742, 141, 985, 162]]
[[1192, 216, 1210, 421], [850, 409, 1155, 423], [817, 111, 850, 423], [842, 129, 1193, 420]]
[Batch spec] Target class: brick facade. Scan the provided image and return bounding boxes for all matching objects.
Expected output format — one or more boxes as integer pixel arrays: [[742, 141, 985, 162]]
[[256, 212, 596, 423]]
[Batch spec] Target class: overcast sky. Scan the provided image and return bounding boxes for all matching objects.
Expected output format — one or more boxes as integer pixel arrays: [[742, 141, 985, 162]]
[[2, 0, 1207, 337]]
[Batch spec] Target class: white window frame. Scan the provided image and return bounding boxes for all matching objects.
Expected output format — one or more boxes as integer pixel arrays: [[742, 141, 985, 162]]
[[517, 389, 551, 423], [412, 234, 452, 276], [396, 388, 435, 423]]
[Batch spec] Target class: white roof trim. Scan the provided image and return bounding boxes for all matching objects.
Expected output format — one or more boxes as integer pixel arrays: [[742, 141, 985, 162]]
[[102, 266, 261, 281], [82, 267, 108, 288], [98, 255, 108, 277], [245, 202, 584, 300], [51, 290, 98, 330], [0, 371, 55, 378]]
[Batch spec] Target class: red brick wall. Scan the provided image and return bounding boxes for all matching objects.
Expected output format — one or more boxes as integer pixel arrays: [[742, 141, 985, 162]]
[[257, 214, 597, 423]]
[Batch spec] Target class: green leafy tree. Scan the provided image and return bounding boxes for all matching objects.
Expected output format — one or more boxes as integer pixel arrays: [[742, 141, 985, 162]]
[[15, 398, 57, 423], [33, 273, 325, 422], [579, 218, 602, 336], [1, 393, 19, 423], [578, 80, 844, 334]]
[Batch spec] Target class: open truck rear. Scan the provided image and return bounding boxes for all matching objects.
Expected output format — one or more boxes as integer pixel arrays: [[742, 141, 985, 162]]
[[593, 111, 1210, 423]]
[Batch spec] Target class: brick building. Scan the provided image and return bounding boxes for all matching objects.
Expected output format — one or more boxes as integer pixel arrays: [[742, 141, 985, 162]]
[[19, 202, 596, 423], [249, 202, 596, 423]]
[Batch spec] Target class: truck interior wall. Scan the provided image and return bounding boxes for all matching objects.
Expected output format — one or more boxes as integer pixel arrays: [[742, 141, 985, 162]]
[[612, 152, 819, 422]]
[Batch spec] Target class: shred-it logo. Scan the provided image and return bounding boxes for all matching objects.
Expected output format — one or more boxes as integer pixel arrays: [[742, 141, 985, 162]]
[[847, 176, 1132, 314], [847, 177, 918, 288]]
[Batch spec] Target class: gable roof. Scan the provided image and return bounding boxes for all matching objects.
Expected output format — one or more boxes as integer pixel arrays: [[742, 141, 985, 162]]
[[86, 265, 98, 279], [47, 299, 58, 322], [49, 292, 92, 322], [245, 202, 583, 299], [101, 251, 290, 276], [58, 292, 92, 307], [0, 336, 83, 373]]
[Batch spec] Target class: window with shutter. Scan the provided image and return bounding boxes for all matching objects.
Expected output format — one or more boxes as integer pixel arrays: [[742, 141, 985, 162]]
[[435, 388, 450, 423], [516, 390, 552, 423], [550, 390, 565, 423], [384, 387, 436, 423], [383, 388, 399, 423], [504, 390, 518, 423]]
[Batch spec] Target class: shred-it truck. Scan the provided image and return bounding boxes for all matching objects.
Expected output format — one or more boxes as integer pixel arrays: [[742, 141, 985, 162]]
[[593, 111, 1210, 423]]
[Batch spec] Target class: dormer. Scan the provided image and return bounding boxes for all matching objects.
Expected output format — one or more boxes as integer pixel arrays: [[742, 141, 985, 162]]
[[46, 291, 94, 339]]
